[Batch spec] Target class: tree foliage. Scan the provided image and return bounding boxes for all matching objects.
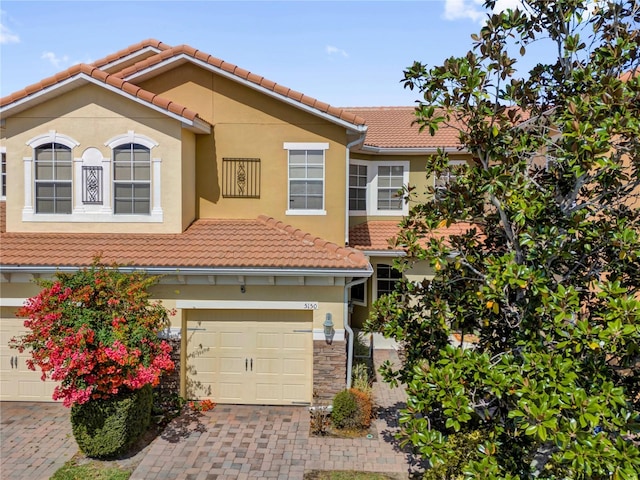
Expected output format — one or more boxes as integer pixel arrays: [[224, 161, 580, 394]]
[[366, 1, 640, 478], [10, 259, 174, 407]]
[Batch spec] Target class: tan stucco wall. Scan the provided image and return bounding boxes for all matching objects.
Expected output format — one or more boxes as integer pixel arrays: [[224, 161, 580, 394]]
[[3, 83, 188, 234], [139, 63, 350, 244], [180, 130, 197, 230]]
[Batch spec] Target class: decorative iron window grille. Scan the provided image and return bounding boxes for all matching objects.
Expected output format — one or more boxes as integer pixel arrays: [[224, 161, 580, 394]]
[[222, 158, 260, 198], [82, 166, 103, 204]]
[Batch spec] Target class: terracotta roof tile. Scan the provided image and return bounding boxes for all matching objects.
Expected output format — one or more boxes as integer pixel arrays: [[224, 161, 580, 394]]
[[114, 43, 367, 128], [91, 39, 172, 69], [342, 106, 463, 149], [0, 64, 210, 129], [349, 220, 480, 251], [0, 204, 369, 272]]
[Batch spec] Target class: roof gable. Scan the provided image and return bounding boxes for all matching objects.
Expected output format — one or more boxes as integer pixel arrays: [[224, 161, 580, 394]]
[[112, 44, 368, 133], [0, 63, 211, 134]]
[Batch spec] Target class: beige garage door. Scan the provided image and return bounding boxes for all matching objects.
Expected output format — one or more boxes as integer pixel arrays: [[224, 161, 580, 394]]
[[0, 314, 58, 402], [187, 310, 313, 405]]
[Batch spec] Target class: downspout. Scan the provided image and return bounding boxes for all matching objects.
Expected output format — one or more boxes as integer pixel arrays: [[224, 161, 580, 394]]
[[345, 131, 367, 246], [344, 276, 369, 389]]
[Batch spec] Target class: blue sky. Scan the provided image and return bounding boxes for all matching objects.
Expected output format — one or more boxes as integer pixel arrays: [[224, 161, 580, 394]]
[[0, 0, 552, 107]]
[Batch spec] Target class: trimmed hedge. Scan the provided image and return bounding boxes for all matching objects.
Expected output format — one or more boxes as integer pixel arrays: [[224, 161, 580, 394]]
[[332, 389, 359, 429], [70, 385, 153, 458], [331, 388, 373, 430]]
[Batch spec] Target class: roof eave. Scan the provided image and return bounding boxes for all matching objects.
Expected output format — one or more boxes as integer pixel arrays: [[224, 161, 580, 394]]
[[0, 264, 374, 278], [358, 249, 406, 257], [358, 145, 467, 155]]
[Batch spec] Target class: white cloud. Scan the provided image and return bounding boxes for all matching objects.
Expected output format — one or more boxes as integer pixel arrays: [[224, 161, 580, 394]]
[[0, 12, 20, 44], [443, 0, 526, 23], [41, 51, 70, 69], [326, 45, 348, 58], [443, 0, 485, 23]]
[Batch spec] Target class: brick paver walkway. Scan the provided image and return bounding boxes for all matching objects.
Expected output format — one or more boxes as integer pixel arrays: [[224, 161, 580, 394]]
[[0, 401, 76, 479], [0, 348, 425, 479]]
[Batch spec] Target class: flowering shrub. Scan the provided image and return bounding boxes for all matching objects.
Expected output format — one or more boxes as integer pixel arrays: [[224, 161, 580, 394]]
[[187, 399, 216, 412], [10, 259, 175, 407]]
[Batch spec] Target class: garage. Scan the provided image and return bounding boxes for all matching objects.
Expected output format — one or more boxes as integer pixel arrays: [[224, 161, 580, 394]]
[[0, 314, 58, 402], [186, 309, 313, 405]]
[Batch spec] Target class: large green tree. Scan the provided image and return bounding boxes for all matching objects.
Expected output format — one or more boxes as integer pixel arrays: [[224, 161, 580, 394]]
[[366, 1, 640, 478]]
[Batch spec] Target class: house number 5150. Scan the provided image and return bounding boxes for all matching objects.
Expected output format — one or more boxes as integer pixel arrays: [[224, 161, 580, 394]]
[[303, 303, 319, 310]]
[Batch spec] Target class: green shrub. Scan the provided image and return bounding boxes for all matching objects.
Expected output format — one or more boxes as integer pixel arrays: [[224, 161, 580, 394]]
[[71, 385, 153, 458], [422, 430, 483, 480], [331, 389, 359, 429]]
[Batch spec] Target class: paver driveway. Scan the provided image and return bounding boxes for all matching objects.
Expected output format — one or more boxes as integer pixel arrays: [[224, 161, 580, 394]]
[[0, 401, 76, 479], [0, 349, 425, 480]]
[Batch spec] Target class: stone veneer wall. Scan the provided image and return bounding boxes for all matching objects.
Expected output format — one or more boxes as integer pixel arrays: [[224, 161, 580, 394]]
[[313, 339, 346, 403]]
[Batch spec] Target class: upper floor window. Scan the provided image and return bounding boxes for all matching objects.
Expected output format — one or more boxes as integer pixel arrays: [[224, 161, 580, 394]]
[[434, 160, 466, 201], [377, 165, 404, 210], [349, 160, 409, 216], [35, 142, 73, 214], [113, 143, 151, 215], [284, 142, 328, 215], [349, 164, 367, 211], [1, 148, 6, 199], [376, 264, 402, 299]]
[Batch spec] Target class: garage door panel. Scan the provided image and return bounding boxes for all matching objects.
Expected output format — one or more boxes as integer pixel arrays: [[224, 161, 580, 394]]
[[0, 317, 59, 402], [187, 316, 312, 405]]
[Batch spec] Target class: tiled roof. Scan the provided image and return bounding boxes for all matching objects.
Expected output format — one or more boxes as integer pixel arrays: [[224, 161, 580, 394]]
[[342, 107, 464, 150], [0, 64, 209, 129], [113, 44, 367, 128], [91, 38, 172, 69], [349, 220, 479, 251], [0, 204, 369, 272]]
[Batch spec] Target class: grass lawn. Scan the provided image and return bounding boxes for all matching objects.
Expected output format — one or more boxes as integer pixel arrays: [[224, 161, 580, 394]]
[[304, 471, 404, 480], [50, 459, 132, 480]]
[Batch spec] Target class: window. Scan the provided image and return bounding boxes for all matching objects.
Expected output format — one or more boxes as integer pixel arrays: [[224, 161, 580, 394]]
[[113, 143, 151, 215], [349, 160, 409, 216], [377, 165, 404, 210], [35, 143, 72, 214], [284, 142, 328, 214], [350, 280, 367, 306], [1, 149, 6, 199], [349, 164, 367, 211], [434, 160, 466, 201], [376, 264, 402, 298]]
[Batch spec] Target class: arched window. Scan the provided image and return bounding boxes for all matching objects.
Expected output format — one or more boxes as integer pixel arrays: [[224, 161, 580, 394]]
[[34, 142, 73, 214], [113, 143, 151, 215]]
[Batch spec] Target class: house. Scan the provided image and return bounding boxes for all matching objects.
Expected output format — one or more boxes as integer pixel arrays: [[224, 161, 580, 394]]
[[0, 40, 470, 405]]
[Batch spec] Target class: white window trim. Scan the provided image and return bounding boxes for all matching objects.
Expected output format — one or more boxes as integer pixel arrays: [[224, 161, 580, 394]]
[[1, 146, 6, 200], [350, 279, 367, 307], [434, 160, 466, 194], [23, 131, 79, 218], [284, 142, 328, 216], [349, 160, 410, 216], [22, 130, 163, 223], [373, 262, 403, 301]]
